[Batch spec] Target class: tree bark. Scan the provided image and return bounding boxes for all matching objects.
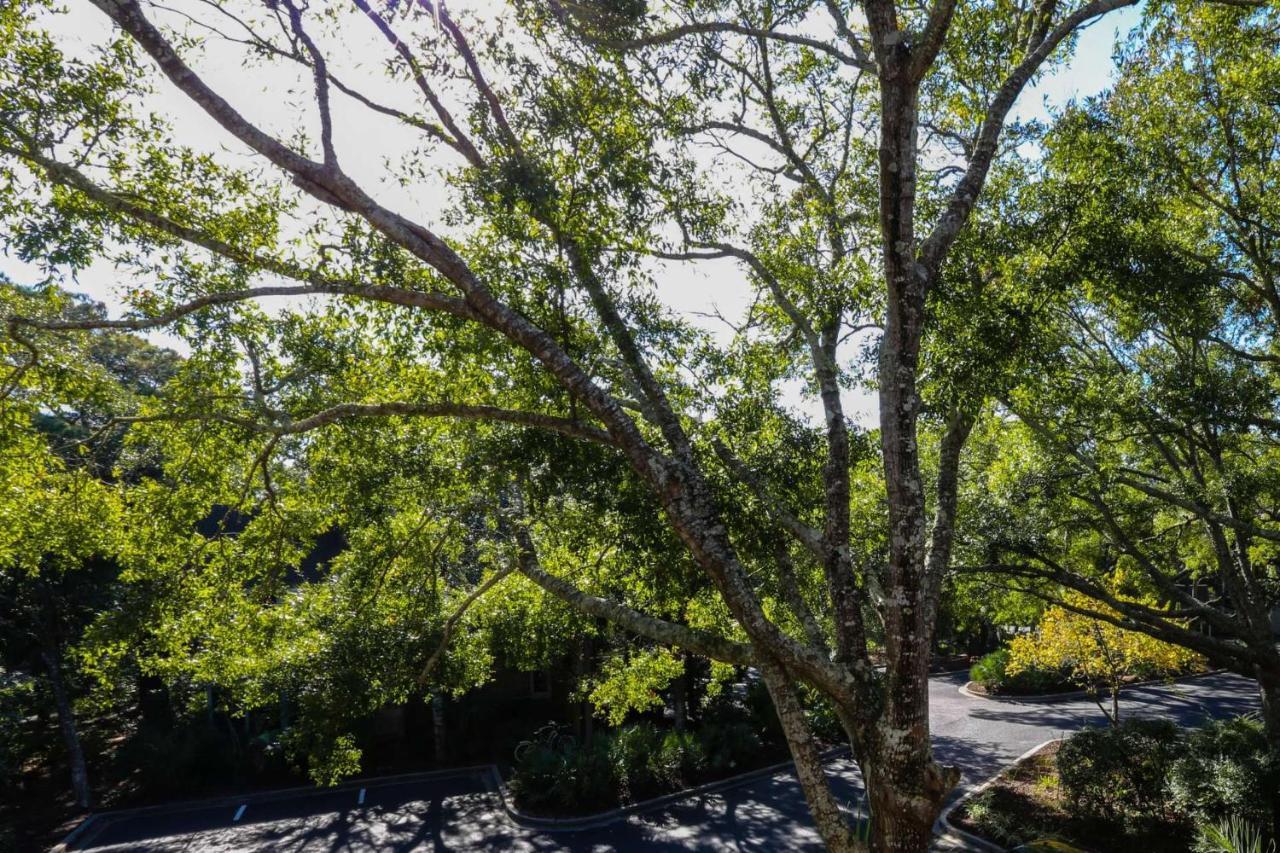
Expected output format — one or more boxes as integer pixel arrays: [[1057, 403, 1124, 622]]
[[1255, 665, 1280, 844], [758, 658, 864, 853], [862, 722, 956, 853], [861, 26, 959, 853], [41, 648, 91, 810], [431, 692, 448, 764]]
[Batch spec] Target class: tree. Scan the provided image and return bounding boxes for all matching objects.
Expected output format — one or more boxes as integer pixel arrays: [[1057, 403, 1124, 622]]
[[0, 445, 119, 810], [1, 281, 183, 811], [1006, 588, 1202, 724], [0, 0, 1232, 849], [961, 0, 1280, 785], [1, 285, 126, 809]]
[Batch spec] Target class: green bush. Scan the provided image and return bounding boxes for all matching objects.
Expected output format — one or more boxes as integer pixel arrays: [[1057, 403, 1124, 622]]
[[961, 789, 1025, 846], [969, 649, 1009, 687], [1171, 716, 1277, 833], [608, 724, 707, 802], [699, 721, 762, 774], [608, 722, 664, 802], [510, 715, 776, 814], [509, 725, 617, 814], [117, 726, 244, 795], [1056, 718, 1182, 821], [0, 675, 39, 793], [655, 730, 706, 788], [970, 648, 1073, 695]]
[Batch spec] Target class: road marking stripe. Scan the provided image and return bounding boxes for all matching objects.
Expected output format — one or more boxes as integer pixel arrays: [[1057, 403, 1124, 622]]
[[232, 804, 247, 822], [357, 788, 366, 805]]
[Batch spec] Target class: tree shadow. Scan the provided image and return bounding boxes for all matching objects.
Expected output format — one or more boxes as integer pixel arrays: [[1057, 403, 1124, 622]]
[[72, 674, 1260, 852]]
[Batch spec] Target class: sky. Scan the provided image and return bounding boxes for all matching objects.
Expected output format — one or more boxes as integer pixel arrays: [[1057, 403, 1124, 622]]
[[3, 0, 1144, 427]]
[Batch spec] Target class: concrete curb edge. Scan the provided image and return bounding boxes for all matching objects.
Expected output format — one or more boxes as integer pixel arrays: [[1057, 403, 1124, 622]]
[[933, 738, 1062, 853], [958, 668, 1225, 703], [54, 764, 498, 851], [490, 745, 853, 832]]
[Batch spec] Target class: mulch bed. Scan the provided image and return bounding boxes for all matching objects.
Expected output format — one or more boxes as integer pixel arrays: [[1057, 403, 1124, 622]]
[[951, 741, 1196, 853]]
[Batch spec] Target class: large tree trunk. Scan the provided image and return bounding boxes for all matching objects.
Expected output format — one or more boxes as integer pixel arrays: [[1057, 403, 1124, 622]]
[[1256, 666, 1280, 842], [431, 692, 448, 764], [758, 659, 864, 852], [41, 648, 91, 810], [865, 769, 949, 853], [862, 713, 956, 853], [865, 36, 956, 852]]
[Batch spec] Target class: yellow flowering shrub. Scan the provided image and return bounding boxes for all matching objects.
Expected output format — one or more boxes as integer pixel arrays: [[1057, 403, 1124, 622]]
[[1007, 590, 1202, 722]]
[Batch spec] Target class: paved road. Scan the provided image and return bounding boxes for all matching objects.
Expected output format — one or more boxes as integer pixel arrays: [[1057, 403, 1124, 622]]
[[69, 671, 1260, 852]]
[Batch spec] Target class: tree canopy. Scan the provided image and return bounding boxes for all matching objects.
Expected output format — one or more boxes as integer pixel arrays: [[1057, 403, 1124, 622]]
[[0, 0, 1275, 851]]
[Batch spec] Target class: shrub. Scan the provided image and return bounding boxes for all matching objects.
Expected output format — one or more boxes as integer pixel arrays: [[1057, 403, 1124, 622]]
[[962, 789, 1025, 846], [1056, 718, 1182, 821], [608, 722, 664, 802], [509, 724, 617, 813], [1171, 716, 1277, 833], [970, 648, 1010, 688], [118, 726, 244, 795], [509, 713, 778, 814], [698, 721, 762, 774], [0, 676, 39, 793], [654, 730, 705, 788], [970, 648, 1072, 695]]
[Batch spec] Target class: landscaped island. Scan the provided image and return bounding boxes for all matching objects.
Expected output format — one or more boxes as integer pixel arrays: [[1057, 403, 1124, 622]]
[[954, 716, 1277, 852]]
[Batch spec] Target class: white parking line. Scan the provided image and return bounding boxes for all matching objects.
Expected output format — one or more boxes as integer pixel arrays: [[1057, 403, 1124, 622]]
[[232, 804, 247, 822], [358, 788, 366, 805]]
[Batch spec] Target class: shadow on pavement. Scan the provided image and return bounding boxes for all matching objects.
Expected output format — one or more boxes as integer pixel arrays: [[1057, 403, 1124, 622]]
[[70, 674, 1261, 852]]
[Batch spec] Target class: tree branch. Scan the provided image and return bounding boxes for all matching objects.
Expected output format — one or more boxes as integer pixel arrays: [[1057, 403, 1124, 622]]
[[417, 565, 515, 684], [909, 0, 959, 82], [917, 0, 1139, 276], [512, 526, 756, 666], [109, 401, 619, 447], [713, 439, 825, 555], [775, 541, 830, 653], [550, 4, 873, 71]]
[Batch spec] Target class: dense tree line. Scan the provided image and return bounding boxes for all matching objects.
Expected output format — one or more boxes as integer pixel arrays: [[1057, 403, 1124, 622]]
[[0, 0, 1275, 851]]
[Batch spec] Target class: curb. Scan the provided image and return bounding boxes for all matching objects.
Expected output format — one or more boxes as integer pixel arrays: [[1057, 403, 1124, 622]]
[[51, 814, 98, 853], [491, 745, 852, 832], [958, 669, 1224, 703], [933, 738, 1062, 853], [55, 765, 495, 851], [57, 748, 856, 846]]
